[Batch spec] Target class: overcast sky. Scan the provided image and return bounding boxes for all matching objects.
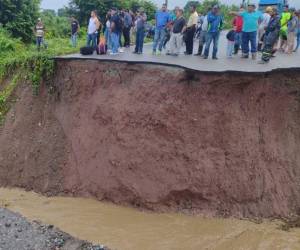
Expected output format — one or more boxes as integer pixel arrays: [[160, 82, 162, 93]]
[[41, 0, 300, 10]]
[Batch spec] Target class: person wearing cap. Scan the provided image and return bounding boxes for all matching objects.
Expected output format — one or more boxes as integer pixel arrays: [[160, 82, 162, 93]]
[[279, 5, 291, 52], [287, 8, 298, 54], [35, 18, 45, 51], [294, 10, 300, 52], [152, 4, 171, 55], [231, 3, 263, 60], [203, 4, 223, 59], [258, 6, 272, 51], [133, 9, 147, 54], [259, 8, 281, 64]]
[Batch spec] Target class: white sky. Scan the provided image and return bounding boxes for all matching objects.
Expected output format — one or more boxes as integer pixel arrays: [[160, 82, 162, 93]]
[[41, 0, 300, 10]]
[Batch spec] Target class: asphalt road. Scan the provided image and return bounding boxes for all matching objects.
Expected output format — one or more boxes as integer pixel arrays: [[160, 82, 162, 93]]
[[58, 32, 300, 73]]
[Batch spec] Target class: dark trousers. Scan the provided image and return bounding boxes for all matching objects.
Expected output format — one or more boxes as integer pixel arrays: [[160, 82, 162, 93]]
[[185, 26, 196, 54], [123, 27, 131, 47], [135, 29, 145, 53]]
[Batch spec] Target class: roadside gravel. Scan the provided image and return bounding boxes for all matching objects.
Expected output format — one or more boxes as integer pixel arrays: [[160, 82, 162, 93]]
[[0, 208, 108, 250]]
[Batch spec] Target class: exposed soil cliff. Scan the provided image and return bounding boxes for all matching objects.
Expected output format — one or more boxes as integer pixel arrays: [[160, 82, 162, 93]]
[[1, 60, 300, 218]]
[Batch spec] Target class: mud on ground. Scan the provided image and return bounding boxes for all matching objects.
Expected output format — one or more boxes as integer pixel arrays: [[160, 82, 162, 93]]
[[0, 60, 300, 219]]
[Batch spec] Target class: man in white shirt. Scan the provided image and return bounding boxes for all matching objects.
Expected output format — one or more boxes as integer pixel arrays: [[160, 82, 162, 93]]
[[87, 10, 100, 48]]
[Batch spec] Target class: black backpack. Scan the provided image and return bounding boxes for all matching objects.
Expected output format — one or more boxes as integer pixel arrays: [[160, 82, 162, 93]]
[[80, 46, 94, 55]]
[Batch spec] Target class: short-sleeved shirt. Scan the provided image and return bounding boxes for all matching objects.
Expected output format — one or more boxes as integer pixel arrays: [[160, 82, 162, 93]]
[[187, 11, 198, 27], [111, 14, 121, 33], [155, 10, 170, 29], [71, 20, 79, 35], [173, 16, 186, 33], [240, 11, 262, 32]]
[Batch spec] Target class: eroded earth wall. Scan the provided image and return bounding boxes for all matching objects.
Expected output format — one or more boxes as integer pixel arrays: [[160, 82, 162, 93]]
[[1, 60, 300, 218]]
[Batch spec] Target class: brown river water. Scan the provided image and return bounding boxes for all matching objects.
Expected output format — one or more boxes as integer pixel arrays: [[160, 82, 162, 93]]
[[0, 188, 300, 250]]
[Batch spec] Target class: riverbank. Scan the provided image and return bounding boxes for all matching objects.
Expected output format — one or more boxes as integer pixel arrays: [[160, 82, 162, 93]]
[[0, 207, 107, 250], [1, 188, 300, 250]]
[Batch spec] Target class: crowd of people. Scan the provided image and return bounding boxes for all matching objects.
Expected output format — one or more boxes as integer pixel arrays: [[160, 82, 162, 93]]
[[35, 3, 300, 64]]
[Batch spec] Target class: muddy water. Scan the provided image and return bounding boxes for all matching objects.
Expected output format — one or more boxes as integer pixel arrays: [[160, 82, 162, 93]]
[[0, 188, 299, 250]]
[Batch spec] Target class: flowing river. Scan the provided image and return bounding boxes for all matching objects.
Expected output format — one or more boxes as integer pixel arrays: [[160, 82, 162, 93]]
[[0, 188, 299, 250]]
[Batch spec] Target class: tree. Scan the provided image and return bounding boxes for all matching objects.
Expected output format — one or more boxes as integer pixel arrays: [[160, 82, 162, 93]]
[[0, 0, 40, 42], [67, 0, 157, 25]]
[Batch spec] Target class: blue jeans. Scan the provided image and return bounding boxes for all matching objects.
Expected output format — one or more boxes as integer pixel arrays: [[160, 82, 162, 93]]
[[111, 32, 120, 53], [153, 27, 166, 52], [87, 33, 97, 48], [204, 32, 220, 58], [227, 41, 235, 57], [135, 29, 145, 53], [71, 33, 78, 47], [235, 32, 242, 48], [295, 31, 300, 51], [36, 37, 44, 49], [104, 29, 111, 50], [242, 31, 257, 55]]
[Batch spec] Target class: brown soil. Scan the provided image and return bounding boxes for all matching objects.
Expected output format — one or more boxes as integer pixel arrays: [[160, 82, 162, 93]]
[[1, 60, 300, 218]]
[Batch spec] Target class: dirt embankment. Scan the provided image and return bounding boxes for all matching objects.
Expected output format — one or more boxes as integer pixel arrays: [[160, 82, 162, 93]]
[[0, 60, 300, 218]]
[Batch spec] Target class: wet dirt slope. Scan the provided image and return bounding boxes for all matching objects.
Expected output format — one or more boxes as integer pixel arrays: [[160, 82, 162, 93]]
[[0, 60, 300, 218]]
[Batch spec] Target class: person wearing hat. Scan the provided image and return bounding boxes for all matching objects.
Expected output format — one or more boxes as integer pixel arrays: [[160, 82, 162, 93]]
[[279, 5, 291, 52], [203, 4, 223, 59], [259, 8, 281, 64], [35, 18, 45, 51], [258, 6, 272, 51], [231, 3, 263, 60]]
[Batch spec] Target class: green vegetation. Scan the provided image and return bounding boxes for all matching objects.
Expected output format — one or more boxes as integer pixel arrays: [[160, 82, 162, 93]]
[[184, 0, 239, 29], [0, 0, 40, 42]]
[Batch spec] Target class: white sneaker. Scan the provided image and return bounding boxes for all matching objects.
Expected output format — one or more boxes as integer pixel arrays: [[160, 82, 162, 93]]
[[119, 48, 124, 53], [110, 52, 118, 56]]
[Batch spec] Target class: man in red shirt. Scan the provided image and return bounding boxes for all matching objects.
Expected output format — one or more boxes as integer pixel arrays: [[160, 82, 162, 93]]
[[233, 6, 244, 54]]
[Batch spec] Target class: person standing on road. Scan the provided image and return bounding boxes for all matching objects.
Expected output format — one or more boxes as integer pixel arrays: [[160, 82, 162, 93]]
[[231, 3, 262, 60], [152, 4, 171, 55], [279, 5, 291, 52], [185, 5, 198, 55], [35, 18, 45, 51], [70, 16, 80, 48], [194, 11, 208, 56], [203, 5, 223, 60], [294, 10, 300, 52], [258, 6, 272, 51], [133, 9, 147, 54], [123, 9, 133, 48], [110, 8, 122, 55], [87, 11, 100, 49], [104, 11, 112, 52], [168, 9, 186, 56], [259, 8, 281, 64], [287, 9, 298, 54], [233, 6, 244, 54]]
